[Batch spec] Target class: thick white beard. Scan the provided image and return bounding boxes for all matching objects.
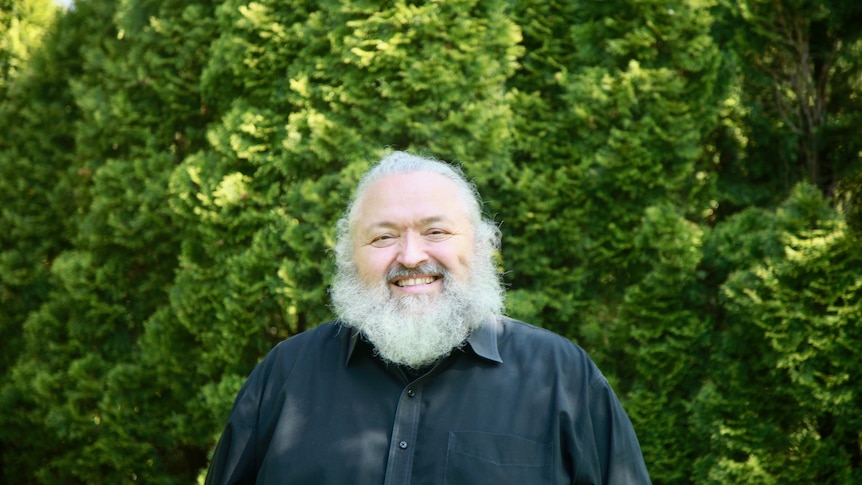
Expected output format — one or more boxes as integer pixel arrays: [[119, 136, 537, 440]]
[[331, 250, 504, 369]]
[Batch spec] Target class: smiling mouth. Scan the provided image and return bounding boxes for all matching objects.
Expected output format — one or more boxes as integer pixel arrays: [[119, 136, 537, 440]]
[[393, 276, 438, 287]]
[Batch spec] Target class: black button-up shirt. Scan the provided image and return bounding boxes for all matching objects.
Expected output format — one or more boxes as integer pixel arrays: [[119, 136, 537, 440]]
[[205, 316, 651, 484]]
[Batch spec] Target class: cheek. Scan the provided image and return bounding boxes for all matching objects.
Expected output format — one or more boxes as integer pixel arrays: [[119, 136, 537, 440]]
[[449, 241, 476, 274], [355, 248, 393, 282]]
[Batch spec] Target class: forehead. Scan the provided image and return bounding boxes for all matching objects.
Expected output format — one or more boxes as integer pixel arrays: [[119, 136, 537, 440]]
[[353, 171, 472, 229]]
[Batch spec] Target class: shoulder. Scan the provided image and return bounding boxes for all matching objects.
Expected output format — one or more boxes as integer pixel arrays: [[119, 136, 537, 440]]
[[495, 316, 605, 384], [249, 321, 346, 381], [497, 316, 587, 355], [270, 320, 345, 352]]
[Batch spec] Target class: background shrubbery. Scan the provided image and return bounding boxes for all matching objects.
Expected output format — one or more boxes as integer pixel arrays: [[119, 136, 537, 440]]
[[1, 0, 860, 483]]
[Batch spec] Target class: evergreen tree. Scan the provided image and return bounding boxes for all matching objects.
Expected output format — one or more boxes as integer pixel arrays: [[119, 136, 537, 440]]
[[713, 0, 862, 202], [2, 0, 216, 481], [504, 2, 725, 480], [169, 0, 522, 479], [0, 0, 55, 97], [695, 184, 861, 483], [0, 1, 82, 480], [1, 0, 860, 482]]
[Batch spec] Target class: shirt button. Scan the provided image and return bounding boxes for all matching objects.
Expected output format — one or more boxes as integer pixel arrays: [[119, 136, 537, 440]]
[[406, 389, 415, 397], [399, 441, 408, 449]]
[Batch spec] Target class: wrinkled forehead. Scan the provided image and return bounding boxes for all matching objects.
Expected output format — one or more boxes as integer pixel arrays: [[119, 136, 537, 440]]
[[350, 170, 479, 230]]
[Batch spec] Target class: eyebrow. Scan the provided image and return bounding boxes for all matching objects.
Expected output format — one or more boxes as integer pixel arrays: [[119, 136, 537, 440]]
[[363, 216, 452, 232]]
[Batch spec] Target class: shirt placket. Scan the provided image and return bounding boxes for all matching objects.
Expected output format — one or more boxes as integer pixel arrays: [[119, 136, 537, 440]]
[[382, 380, 424, 485]]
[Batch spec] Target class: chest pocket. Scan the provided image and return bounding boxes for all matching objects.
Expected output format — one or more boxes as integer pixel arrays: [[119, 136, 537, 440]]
[[444, 431, 552, 484]]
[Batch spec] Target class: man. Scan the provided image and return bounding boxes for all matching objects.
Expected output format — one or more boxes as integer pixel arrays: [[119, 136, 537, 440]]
[[205, 151, 651, 484]]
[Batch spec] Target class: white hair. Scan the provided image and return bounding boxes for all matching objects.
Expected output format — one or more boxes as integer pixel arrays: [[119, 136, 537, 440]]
[[334, 151, 500, 269]]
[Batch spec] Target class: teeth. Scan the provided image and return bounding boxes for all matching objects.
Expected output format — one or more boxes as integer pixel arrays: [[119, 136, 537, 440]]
[[397, 277, 435, 287]]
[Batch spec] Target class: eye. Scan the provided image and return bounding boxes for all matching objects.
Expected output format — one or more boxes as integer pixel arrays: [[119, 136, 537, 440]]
[[370, 234, 398, 248], [424, 228, 452, 241]]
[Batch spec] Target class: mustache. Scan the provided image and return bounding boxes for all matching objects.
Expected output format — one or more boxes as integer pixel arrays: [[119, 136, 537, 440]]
[[386, 262, 449, 282]]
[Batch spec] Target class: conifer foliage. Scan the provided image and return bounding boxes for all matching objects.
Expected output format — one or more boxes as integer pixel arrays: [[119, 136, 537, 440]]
[[1, 0, 860, 483]]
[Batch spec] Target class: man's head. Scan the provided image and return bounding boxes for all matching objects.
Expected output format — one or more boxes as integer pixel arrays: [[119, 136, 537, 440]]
[[331, 151, 504, 368]]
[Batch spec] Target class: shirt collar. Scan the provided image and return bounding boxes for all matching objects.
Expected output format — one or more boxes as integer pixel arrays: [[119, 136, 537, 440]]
[[343, 315, 503, 365], [466, 315, 503, 363]]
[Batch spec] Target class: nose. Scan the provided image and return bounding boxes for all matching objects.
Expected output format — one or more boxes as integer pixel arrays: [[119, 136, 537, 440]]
[[396, 231, 428, 268]]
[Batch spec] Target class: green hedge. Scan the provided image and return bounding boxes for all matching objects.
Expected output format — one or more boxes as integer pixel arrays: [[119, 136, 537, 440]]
[[1, 0, 860, 483]]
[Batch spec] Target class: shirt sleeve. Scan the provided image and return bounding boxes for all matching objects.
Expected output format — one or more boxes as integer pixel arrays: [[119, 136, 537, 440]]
[[586, 376, 652, 484], [204, 363, 271, 485]]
